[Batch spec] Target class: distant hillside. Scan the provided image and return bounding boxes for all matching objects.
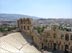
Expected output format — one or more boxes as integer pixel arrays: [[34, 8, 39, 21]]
[[0, 13, 40, 21]]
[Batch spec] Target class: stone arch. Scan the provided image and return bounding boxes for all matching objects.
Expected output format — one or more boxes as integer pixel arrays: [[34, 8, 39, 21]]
[[70, 46, 72, 52], [64, 44, 69, 53], [53, 43, 57, 50], [70, 34, 72, 40], [65, 34, 69, 41]]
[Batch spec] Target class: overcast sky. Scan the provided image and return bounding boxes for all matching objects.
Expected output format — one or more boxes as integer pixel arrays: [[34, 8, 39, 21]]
[[0, 0, 72, 18]]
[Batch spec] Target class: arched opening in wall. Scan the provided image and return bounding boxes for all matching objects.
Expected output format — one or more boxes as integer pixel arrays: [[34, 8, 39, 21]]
[[65, 34, 69, 41], [24, 26, 25, 30], [57, 44, 60, 50], [64, 45, 69, 53], [41, 43, 48, 50], [51, 42, 52, 49], [41, 43, 43, 49], [27, 26, 29, 30], [20, 19, 23, 24], [43, 45, 47, 51], [71, 35, 72, 40], [61, 45, 63, 51], [53, 43, 57, 51], [17, 20, 19, 28], [31, 36, 34, 44], [26, 18, 30, 24], [70, 46, 72, 52]]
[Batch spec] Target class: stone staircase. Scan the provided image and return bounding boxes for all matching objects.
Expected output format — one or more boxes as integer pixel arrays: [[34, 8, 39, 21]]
[[0, 32, 41, 53]]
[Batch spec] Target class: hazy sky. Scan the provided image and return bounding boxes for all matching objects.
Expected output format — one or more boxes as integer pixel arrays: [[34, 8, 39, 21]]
[[0, 0, 72, 18]]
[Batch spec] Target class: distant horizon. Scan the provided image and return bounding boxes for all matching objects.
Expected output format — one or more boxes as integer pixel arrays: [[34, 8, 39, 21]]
[[0, 13, 72, 19]]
